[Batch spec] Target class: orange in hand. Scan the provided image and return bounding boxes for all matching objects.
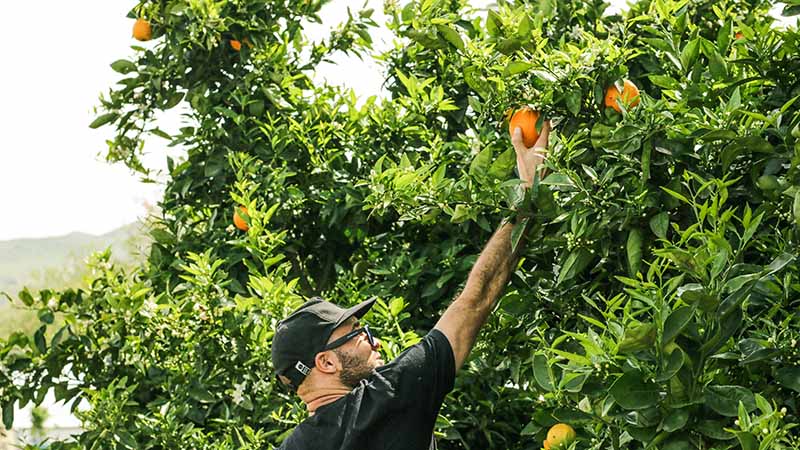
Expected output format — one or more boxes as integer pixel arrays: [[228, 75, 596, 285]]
[[508, 107, 541, 148], [604, 79, 640, 113]]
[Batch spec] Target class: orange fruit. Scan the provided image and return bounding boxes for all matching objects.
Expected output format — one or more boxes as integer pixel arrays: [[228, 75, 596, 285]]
[[735, 31, 744, 40], [543, 439, 552, 450], [508, 107, 541, 148], [233, 206, 249, 231], [133, 18, 152, 42], [546, 423, 576, 449], [230, 39, 242, 51], [604, 79, 640, 113]]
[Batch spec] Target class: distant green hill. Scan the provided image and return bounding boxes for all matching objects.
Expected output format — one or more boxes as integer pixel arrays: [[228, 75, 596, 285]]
[[0, 222, 150, 303]]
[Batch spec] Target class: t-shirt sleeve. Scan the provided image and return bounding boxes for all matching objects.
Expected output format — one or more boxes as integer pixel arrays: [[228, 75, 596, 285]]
[[377, 328, 456, 413]]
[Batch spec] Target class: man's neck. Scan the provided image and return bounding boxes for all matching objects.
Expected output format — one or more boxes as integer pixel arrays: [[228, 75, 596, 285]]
[[300, 386, 352, 414]]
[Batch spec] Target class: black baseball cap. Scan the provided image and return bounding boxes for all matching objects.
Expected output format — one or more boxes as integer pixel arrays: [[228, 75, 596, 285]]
[[271, 296, 376, 390]]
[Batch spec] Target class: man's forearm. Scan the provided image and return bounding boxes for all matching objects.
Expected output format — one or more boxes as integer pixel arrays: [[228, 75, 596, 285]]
[[459, 218, 528, 313], [434, 217, 530, 369]]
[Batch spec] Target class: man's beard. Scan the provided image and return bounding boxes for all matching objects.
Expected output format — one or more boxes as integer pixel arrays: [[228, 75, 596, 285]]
[[333, 348, 376, 388]]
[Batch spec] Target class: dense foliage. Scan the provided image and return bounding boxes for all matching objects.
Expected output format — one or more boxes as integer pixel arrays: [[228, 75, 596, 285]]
[[2, 0, 800, 448]]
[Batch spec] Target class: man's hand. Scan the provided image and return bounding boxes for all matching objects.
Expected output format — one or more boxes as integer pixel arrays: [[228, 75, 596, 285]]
[[511, 120, 550, 188]]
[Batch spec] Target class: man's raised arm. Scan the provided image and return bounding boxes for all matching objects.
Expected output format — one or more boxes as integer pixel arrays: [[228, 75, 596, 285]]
[[435, 121, 550, 371]]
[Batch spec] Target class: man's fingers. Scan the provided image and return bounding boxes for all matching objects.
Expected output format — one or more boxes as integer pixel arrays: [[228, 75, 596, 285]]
[[511, 127, 527, 151], [534, 120, 551, 149], [511, 127, 523, 143]]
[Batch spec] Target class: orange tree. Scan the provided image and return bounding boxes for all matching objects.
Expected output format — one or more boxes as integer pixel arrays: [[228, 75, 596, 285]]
[[2, 0, 800, 449]]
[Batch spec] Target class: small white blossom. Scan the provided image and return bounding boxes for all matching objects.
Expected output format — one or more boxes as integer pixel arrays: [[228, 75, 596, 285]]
[[538, 394, 545, 402], [47, 298, 58, 310], [762, 428, 769, 435], [232, 382, 246, 405], [735, 420, 740, 426], [780, 407, 787, 415]]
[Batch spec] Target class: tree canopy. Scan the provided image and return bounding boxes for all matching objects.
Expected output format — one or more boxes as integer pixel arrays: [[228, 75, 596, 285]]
[[2, 0, 800, 448]]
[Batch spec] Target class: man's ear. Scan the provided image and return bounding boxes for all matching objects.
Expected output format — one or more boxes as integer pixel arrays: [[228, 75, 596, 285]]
[[314, 351, 339, 374]]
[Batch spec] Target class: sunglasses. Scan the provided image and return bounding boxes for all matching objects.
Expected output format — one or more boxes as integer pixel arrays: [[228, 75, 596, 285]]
[[322, 325, 375, 351]]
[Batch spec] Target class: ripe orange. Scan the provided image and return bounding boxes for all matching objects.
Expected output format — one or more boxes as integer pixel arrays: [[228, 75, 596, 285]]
[[604, 79, 640, 113], [508, 107, 541, 148], [233, 206, 249, 231], [735, 31, 744, 40], [230, 39, 242, 51], [546, 423, 576, 449], [543, 439, 551, 450], [133, 18, 152, 42]]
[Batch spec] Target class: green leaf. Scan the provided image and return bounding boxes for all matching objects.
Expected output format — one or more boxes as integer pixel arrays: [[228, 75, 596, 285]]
[[89, 113, 119, 129], [116, 430, 138, 449], [649, 212, 669, 239], [655, 348, 685, 382], [435, 24, 464, 51], [469, 148, 493, 177], [189, 386, 216, 403], [165, 91, 185, 109], [565, 89, 582, 115], [626, 228, 643, 276], [735, 432, 758, 450], [488, 148, 516, 179], [486, 11, 502, 37], [464, 66, 490, 99], [561, 373, 588, 393], [2, 401, 13, 430], [511, 218, 529, 254], [532, 353, 554, 391], [557, 249, 593, 284], [609, 370, 659, 410], [496, 38, 522, 55], [717, 280, 756, 317], [38, 308, 55, 324], [19, 288, 34, 306], [541, 173, 575, 189], [618, 322, 656, 353], [741, 211, 764, 245], [110, 59, 137, 74], [680, 38, 700, 72], [648, 74, 680, 90], [695, 420, 735, 440], [450, 204, 471, 223], [775, 367, 800, 393], [717, 20, 732, 53], [516, 15, 532, 41], [389, 298, 404, 316], [704, 385, 756, 416], [504, 60, 533, 76], [662, 307, 693, 347], [661, 187, 691, 205], [34, 325, 47, 354], [662, 408, 689, 432], [708, 51, 728, 79], [764, 253, 794, 275]]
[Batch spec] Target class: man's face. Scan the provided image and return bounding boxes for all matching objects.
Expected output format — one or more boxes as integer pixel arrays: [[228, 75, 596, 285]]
[[326, 317, 384, 388]]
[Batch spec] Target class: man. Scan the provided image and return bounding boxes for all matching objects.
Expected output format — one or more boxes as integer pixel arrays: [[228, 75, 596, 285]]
[[271, 122, 551, 449]]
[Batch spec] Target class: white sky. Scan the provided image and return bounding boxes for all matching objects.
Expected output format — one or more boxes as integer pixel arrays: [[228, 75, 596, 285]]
[[0, 0, 392, 241], [2, 0, 790, 242]]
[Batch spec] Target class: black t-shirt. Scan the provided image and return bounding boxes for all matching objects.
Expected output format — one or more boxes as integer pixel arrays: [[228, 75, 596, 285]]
[[277, 329, 456, 450]]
